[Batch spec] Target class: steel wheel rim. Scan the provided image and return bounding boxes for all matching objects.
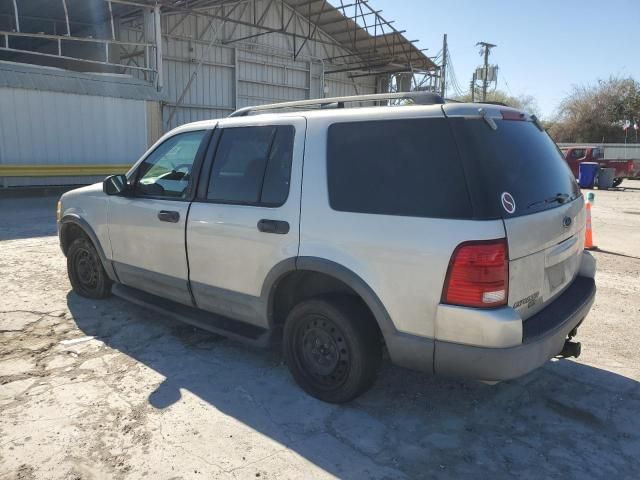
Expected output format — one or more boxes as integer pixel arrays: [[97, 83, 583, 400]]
[[75, 247, 99, 290], [294, 314, 350, 390]]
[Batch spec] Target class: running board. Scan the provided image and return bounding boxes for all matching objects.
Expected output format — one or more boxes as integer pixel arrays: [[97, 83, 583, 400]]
[[112, 284, 273, 348]]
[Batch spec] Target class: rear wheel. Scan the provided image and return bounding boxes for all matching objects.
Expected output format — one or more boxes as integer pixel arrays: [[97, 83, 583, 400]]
[[67, 237, 113, 299], [283, 296, 381, 403], [613, 178, 623, 187]]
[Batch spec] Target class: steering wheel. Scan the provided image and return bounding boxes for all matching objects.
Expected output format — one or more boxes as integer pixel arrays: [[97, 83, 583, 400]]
[[169, 163, 192, 182], [172, 163, 191, 174]]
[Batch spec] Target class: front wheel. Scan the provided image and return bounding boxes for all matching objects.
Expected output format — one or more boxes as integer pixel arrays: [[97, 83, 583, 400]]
[[67, 237, 113, 299], [283, 296, 381, 403]]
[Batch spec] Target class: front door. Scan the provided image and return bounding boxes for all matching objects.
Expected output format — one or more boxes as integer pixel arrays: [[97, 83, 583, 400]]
[[108, 129, 210, 305], [186, 117, 305, 327]]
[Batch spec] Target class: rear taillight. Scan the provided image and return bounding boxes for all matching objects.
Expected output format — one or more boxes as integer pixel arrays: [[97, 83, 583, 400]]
[[442, 239, 508, 308]]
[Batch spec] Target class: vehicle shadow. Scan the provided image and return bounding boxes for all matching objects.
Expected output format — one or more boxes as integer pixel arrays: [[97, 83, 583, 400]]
[[67, 292, 640, 479]]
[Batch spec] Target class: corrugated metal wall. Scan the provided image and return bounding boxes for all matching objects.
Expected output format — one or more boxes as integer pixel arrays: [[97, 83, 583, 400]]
[[121, 1, 377, 131], [0, 87, 148, 187]]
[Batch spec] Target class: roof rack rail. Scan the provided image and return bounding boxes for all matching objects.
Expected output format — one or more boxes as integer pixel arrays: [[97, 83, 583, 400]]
[[228, 91, 444, 117]]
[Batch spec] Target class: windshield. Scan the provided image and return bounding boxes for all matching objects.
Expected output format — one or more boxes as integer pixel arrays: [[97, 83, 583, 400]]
[[449, 118, 581, 218]]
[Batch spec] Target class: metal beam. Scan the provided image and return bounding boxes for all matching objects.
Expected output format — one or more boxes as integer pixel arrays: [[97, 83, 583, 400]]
[[294, 0, 327, 59], [0, 45, 153, 72], [160, 1, 354, 56], [11, 0, 20, 32], [325, 62, 393, 74], [224, 1, 250, 42], [162, 101, 235, 111], [0, 30, 152, 47], [107, 1, 116, 40], [61, 0, 70, 36], [154, 5, 164, 90], [315, 10, 384, 28]]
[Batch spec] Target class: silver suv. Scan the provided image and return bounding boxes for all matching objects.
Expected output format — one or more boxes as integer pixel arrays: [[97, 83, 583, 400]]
[[57, 92, 596, 403]]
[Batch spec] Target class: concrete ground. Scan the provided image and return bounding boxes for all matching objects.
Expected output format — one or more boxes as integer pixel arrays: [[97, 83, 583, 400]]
[[1, 185, 639, 480]]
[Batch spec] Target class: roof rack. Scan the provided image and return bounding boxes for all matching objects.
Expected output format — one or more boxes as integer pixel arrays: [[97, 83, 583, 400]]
[[228, 91, 445, 117]]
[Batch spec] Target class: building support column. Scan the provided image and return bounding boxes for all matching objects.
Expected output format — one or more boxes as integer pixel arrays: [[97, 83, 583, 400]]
[[154, 5, 164, 91]]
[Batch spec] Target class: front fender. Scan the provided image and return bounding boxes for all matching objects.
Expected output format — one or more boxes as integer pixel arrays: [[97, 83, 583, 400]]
[[59, 214, 118, 282]]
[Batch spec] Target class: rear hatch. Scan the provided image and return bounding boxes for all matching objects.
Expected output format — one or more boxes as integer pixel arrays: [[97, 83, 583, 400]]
[[444, 104, 584, 320]]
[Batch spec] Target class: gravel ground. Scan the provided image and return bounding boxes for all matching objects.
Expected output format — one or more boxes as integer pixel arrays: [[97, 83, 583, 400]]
[[1, 186, 639, 480]]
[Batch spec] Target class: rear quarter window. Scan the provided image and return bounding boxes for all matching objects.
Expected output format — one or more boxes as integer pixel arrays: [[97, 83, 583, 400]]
[[326, 118, 472, 219]]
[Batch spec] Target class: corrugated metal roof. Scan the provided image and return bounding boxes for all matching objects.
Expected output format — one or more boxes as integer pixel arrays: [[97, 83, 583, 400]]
[[0, 61, 164, 101], [282, 0, 435, 73], [128, 0, 435, 74]]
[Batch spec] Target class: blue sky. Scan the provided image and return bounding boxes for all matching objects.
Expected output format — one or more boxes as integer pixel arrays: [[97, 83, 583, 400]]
[[373, 0, 639, 119]]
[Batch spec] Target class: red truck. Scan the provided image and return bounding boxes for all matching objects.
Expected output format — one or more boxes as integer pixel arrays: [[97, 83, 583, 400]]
[[560, 146, 640, 187]]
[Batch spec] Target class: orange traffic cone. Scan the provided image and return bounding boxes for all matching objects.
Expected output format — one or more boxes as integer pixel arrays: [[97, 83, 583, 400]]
[[584, 202, 596, 250]]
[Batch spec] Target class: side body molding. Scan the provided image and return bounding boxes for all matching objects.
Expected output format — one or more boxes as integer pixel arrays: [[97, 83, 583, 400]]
[[59, 214, 119, 282]]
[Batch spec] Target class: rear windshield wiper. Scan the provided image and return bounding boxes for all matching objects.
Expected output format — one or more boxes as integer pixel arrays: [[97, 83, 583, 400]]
[[527, 193, 570, 209]]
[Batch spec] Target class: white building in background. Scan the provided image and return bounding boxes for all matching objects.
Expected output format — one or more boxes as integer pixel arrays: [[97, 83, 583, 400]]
[[0, 0, 437, 187]]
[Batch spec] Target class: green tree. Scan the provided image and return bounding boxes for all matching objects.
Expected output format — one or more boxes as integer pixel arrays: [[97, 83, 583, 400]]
[[453, 90, 541, 117], [548, 77, 640, 143]]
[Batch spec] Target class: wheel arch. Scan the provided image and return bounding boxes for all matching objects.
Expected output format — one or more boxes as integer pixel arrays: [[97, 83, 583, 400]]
[[59, 215, 118, 281], [262, 257, 397, 343]]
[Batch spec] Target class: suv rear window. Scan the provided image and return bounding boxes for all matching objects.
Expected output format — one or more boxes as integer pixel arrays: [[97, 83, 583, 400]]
[[327, 118, 472, 219], [449, 118, 581, 218]]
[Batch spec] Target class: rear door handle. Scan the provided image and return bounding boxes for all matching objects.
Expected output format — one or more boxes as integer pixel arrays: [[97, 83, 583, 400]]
[[257, 219, 290, 234], [158, 210, 180, 223]]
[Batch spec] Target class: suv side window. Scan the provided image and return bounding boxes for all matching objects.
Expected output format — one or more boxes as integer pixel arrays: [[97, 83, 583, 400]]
[[135, 130, 207, 199], [327, 118, 472, 219], [207, 125, 294, 206]]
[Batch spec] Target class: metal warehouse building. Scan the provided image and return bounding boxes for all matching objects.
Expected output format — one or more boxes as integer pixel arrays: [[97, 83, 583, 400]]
[[0, 0, 438, 187]]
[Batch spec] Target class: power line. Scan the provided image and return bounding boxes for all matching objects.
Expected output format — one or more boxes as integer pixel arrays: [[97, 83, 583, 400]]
[[501, 71, 514, 95], [445, 49, 466, 97]]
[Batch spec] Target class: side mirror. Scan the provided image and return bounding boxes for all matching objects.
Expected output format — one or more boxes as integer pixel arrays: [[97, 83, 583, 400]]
[[103, 174, 130, 196]]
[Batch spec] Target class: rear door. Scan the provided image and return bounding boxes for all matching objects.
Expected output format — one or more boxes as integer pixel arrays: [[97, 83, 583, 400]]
[[186, 116, 305, 328], [446, 105, 584, 320]]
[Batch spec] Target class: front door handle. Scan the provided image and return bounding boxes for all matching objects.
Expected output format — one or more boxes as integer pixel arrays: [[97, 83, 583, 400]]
[[257, 219, 290, 234], [158, 210, 180, 223]]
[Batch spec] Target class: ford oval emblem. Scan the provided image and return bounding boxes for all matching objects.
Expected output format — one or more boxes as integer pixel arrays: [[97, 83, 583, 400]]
[[501, 192, 516, 214], [563, 216, 572, 228]]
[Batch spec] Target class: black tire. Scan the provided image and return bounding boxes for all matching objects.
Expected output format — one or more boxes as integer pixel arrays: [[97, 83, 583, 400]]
[[67, 237, 113, 299], [613, 178, 623, 188], [283, 295, 381, 403]]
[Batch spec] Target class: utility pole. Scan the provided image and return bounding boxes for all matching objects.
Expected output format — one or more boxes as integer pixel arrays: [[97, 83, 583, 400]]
[[476, 41, 496, 102], [440, 33, 447, 98], [470, 72, 476, 102]]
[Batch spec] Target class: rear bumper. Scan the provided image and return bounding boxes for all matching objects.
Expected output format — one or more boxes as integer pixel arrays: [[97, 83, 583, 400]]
[[386, 275, 596, 380], [433, 276, 596, 381]]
